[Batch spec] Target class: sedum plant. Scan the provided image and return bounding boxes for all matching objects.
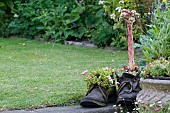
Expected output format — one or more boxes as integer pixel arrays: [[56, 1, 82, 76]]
[[82, 67, 116, 89], [141, 58, 170, 78]]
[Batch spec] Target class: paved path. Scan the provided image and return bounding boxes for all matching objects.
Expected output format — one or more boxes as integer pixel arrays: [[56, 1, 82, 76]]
[[0, 105, 116, 113]]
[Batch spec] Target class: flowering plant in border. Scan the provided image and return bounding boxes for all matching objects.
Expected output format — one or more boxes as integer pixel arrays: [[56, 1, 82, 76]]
[[137, 100, 170, 113], [98, 0, 143, 34], [82, 67, 116, 89]]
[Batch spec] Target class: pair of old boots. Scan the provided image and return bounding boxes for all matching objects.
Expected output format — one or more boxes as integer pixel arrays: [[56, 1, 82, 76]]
[[80, 72, 141, 107]]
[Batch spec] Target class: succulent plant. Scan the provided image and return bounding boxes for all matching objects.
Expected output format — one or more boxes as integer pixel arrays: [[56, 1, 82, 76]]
[[141, 58, 170, 78], [82, 67, 116, 89]]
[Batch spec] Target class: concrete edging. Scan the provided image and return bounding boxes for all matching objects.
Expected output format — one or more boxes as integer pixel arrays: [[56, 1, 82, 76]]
[[0, 104, 116, 113]]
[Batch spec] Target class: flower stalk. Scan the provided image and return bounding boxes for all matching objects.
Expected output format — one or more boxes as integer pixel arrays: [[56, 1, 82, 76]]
[[120, 9, 139, 71], [127, 21, 135, 71]]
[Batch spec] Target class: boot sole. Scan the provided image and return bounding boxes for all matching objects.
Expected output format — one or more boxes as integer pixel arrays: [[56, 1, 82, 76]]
[[80, 99, 106, 107]]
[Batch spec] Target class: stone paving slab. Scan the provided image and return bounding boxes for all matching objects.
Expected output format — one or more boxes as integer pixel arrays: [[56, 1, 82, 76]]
[[0, 104, 116, 113], [0, 110, 36, 113]]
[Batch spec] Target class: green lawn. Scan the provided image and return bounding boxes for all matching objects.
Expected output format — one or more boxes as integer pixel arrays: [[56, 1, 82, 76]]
[[0, 38, 128, 111]]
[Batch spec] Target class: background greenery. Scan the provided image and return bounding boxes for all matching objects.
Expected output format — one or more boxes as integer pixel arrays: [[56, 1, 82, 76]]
[[136, 3, 170, 63], [0, 0, 152, 48]]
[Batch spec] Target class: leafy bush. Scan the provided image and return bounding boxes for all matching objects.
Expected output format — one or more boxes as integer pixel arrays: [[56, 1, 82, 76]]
[[90, 10, 113, 47], [137, 3, 170, 62], [7, 0, 116, 47], [0, 0, 14, 37], [33, 5, 86, 43], [8, 0, 77, 40], [1, 0, 153, 48]]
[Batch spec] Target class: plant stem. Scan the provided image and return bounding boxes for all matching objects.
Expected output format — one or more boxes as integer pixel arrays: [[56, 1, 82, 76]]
[[127, 22, 135, 71]]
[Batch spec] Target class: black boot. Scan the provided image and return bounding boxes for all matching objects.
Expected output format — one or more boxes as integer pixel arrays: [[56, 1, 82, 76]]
[[116, 72, 141, 105], [80, 85, 117, 107]]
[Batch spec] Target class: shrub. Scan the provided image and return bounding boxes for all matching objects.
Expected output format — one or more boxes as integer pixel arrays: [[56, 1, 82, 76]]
[[0, 0, 14, 37], [8, 0, 77, 41], [137, 3, 170, 63], [90, 12, 114, 47], [1, 0, 152, 49]]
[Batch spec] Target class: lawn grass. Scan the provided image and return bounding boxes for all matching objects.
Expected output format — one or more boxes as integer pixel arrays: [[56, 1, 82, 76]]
[[0, 38, 128, 111]]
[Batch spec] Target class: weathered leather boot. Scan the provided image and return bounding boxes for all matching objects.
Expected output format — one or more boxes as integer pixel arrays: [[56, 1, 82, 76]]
[[80, 85, 117, 107], [116, 72, 141, 105]]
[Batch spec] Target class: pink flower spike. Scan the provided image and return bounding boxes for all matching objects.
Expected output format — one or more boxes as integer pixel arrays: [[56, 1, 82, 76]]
[[122, 9, 131, 15], [154, 107, 160, 111]]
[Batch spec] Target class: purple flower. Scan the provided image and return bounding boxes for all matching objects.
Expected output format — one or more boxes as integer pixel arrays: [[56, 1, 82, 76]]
[[161, 3, 166, 11], [154, 107, 160, 111], [151, 4, 155, 23], [71, 22, 77, 27], [36, 8, 40, 13]]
